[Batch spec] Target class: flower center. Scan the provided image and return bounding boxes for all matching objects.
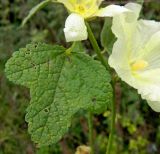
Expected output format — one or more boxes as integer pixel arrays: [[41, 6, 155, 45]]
[[131, 59, 148, 71], [75, 4, 86, 14]]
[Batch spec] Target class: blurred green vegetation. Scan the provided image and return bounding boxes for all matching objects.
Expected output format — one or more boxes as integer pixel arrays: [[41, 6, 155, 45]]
[[0, 0, 160, 154]]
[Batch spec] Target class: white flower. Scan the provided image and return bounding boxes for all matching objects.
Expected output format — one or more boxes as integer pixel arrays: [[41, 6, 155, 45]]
[[109, 3, 160, 112], [57, 0, 129, 42], [63, 13, 87, 42]]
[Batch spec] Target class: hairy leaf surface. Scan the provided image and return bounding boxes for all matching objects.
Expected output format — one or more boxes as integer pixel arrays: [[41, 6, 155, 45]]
[[5, 43, 112, 146]]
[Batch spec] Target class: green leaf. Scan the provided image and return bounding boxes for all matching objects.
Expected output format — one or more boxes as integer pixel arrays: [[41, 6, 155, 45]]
[[5, 43, 112, 146], [100, 18, 116, 54], [21, 0, 53, 27]]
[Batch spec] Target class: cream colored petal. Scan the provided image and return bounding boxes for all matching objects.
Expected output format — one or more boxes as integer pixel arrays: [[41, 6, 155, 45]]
[[111, 11, 137, 40], [125, 3, 142, 20], [141, 31, 160, 65], [138, 20, 160, 45], [108, 4, 139, 78], [110, 3, 160, 63], [95, 5, 130, 17], [136, 74, 160, 113], [108, 4, 141, 88], [109, 3, 143, 80], [108, 38, 136, 88], [64, 13, 88, 42], [108, 22, 137, 89], [130, 20, 160, 60], [111, 3, 141, 38], [147, 101, 160, 112], [134, 68, 160, 104], [119, 30, 160, 106], [109, 3, 160, 112], [138, 83, 160, 101], [122, 69, 160, 113], [129, 30, 160, 71], [130, 31, 160, 110]]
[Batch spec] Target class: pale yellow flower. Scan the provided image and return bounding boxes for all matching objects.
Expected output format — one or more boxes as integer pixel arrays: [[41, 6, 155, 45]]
[[109, 3, 160, 112], [57, 0, 129, 42]]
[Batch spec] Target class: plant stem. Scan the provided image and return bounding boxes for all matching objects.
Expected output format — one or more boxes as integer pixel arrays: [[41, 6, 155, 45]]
[[86, 22, 116, 154], [85, 22, 110, 70], [88, 112, 94, 154], [106, 83, 116, 154]]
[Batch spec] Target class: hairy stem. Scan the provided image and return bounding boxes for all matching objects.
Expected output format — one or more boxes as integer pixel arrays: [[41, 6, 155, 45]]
[[88, 112, 94, 154], [85, 22, 110, 70], [106, 82, 116, 154], [86, 21, 116, 154]]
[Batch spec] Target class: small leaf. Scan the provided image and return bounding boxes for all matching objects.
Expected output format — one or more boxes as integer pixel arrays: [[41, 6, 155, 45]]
[[101, 18, 116, 54], [5, 43, 112, 146], [21, 0, 52, 27]]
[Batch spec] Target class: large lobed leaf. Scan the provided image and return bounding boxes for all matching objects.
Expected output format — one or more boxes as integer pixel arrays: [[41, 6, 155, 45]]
[[5, 43, 112, 146]]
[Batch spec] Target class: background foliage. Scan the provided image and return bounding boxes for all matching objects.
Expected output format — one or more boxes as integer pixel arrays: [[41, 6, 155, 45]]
[[0, 0, 160, 153]]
